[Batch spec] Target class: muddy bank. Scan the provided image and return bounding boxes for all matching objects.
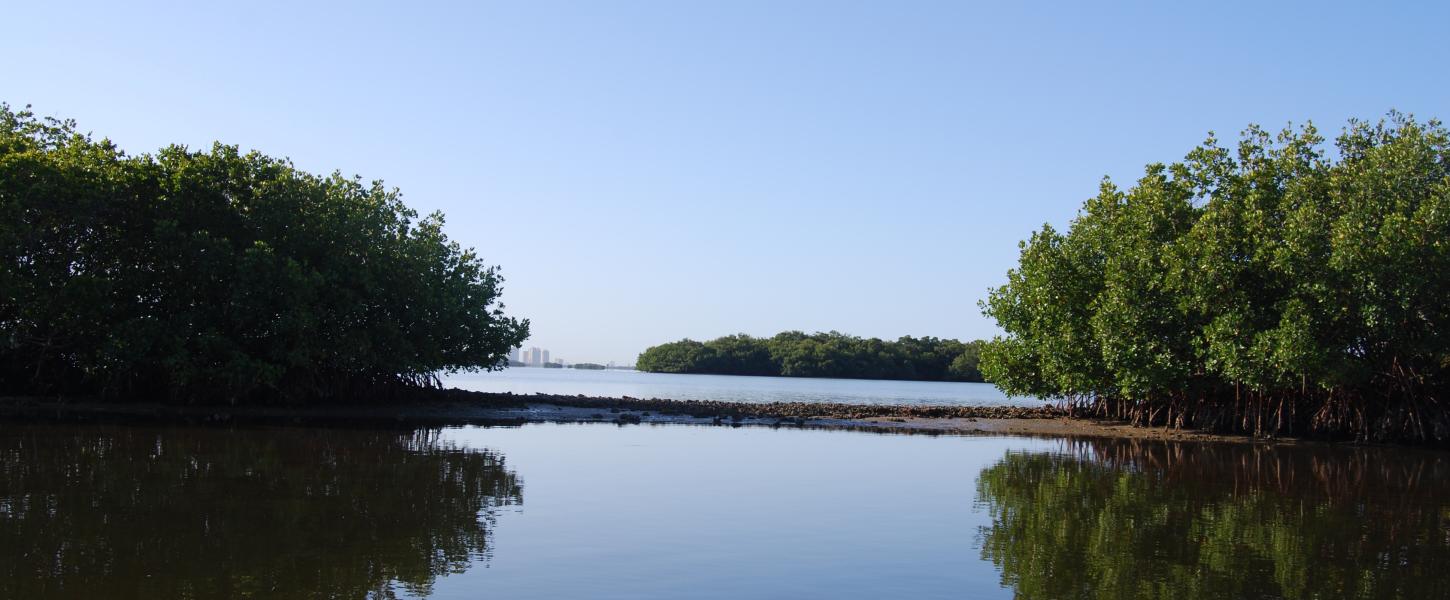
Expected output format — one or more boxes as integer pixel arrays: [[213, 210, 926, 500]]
[[0, 389, 1284, 443]]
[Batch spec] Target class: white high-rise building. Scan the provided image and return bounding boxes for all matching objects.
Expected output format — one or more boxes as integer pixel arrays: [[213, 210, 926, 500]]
[[530, 347, 542, 366], [543, 350, 551, 365]]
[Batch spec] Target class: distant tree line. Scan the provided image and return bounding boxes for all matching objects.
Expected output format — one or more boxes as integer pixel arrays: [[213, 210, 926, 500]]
[[0, 105, 528, 403], [636, 331, 985, 382], [982, 113, 1450, 443]]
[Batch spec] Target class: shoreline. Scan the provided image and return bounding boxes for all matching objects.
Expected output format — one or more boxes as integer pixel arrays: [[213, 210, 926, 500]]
[[0, 389, 1289, 444]]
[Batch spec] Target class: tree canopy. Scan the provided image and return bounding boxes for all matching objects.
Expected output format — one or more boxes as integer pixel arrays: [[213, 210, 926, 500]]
[[636, 331, 985, 382], [981, 113, 1450, 442], [0, 105, 528, 403]]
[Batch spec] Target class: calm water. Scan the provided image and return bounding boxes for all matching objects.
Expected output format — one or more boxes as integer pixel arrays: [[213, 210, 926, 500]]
[[445, 367, 1038, 406], [3, 422, 1448, 599]]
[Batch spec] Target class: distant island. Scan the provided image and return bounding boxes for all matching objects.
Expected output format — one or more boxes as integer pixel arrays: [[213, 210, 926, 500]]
[[636, 331, 984, 382], [571, 363, 607, 370]]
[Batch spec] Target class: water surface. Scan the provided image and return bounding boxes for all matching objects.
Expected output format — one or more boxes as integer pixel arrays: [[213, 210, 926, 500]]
[[446, 367, 1035, 406], [2, 422, 1447, 599]]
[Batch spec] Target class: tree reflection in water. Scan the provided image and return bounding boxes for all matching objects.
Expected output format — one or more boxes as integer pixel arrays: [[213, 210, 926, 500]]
[[0, 424, 522, 599], [975, 439, 1450, 599]]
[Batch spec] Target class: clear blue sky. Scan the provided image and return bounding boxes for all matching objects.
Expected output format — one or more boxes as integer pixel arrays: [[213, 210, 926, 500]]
[[5, 1, 1446, 364]]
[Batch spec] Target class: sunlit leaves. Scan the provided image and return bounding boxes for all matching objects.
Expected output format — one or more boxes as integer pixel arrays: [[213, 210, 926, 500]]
[[981, 112, 1450, 441]]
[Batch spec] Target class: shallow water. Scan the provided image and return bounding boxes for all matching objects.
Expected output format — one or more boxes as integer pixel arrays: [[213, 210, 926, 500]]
[[445, 367, 1037, 406], [2, 422, 1447, 599]]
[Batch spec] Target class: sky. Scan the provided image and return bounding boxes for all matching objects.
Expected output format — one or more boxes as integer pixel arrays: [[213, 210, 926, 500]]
[[4, 1, 1447, 364]]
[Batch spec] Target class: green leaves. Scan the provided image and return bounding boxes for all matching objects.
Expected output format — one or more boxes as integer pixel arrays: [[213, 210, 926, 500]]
[[982, 112, 1450, 441], [0, 104, 529, 403]]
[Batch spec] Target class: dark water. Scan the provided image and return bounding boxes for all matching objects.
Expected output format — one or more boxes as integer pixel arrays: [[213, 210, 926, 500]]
[[2, 422, 1447, 599]]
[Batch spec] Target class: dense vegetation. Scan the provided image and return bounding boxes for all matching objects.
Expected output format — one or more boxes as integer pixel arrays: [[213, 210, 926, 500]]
[[636, 331, 985, 382], [0, 106, 528, 403], [981, 113, 1449, 442], [977, 440, 1450, 599]]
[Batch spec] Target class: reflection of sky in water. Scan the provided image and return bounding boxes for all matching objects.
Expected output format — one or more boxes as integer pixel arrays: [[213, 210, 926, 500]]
[[434, 425, 1450, 600], [445, 367, 1041, 407], [433, 424, 1044, 599]]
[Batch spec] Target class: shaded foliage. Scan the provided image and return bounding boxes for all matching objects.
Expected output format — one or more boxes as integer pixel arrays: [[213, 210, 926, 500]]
[[982, 113, 1450, 442], [636, 331, 985, 382], [0, 424, 523, 599], [976, 439, 1450, 599], [0, 105, 528, 403]]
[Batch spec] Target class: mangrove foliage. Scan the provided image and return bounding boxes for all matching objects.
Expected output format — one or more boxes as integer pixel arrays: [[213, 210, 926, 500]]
[[0, 105, 529, 403], [636, 331, 985, 382], [981, 113, 1450, 442]]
